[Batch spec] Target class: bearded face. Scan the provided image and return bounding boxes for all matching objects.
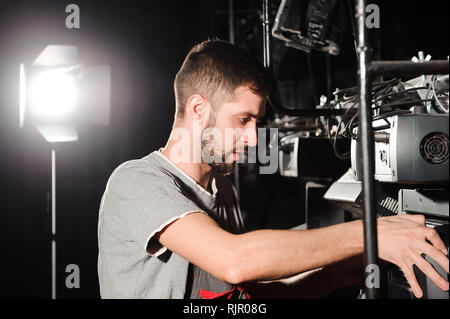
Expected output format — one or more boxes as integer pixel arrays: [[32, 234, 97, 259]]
[[200, 126, 237, 176], [197, 86, 264, 175]]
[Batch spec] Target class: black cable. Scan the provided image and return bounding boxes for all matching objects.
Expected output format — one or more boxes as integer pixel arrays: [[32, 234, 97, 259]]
[[372, 86, 427, 104], [336, 78, 400, 95], [342, 95, 432, 138], [330, 80, 434, 146], [372, 109, 412, 121], [332, 78, 438, 144], [336, 82, 423, 105], [328, 100, 358, 158], [372, 124, 391, 131], [372, 99, 434, 110], [333, 117, 351, 160], [349, 110, 413, 134]]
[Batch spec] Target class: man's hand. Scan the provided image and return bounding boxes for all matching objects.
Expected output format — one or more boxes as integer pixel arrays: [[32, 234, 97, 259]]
[[377, 214, 449, 298], [158, 210, 448, 298]]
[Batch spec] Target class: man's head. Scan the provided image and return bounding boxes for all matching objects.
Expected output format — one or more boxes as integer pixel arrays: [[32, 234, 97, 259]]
[[173, 39, 269, 175], [174, 39, 269, 122]]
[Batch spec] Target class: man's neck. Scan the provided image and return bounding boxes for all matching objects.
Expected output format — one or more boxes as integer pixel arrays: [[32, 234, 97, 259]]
[[160, 143, 214, 193]]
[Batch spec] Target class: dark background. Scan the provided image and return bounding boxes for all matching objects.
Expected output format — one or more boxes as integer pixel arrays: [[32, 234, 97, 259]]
[[0, 0, 448, 298]]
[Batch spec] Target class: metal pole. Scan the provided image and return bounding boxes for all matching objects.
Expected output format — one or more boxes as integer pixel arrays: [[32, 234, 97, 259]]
[[51, 144, 56, 299], [229, 0, 240, 200], [228, 0, 235, 45], [356, 0, 379, 299], [370, 60, 449, 77], [262, 0, 271, 70]]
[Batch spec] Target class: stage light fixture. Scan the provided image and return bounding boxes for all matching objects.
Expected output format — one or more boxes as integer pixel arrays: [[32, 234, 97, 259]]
[[19, 44, 111, 299], [29, 68, 77, 120]]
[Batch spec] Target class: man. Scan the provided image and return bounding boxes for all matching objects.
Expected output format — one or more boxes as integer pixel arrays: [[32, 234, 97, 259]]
[[97, 39, 449, 299]]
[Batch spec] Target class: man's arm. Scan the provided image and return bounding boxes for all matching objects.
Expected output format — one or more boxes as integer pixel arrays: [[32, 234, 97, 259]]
[[157, 212, 449, 298], [157, 212, 363, 284], [241, 268, 338, 299], [241, 254, 365, 299]]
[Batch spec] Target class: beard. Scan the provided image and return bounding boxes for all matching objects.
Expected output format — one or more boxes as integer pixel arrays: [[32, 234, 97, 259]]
[[200, 111, 247, 176], [201, 138, 236, 176], [200, 116, 240, 176]]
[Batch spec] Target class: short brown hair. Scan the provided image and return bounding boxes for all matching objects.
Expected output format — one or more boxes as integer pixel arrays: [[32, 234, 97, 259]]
[[174, 39, 269, 120]]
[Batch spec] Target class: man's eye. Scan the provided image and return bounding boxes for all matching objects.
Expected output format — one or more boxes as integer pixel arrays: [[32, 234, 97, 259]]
[[239, 118, 250, 124]]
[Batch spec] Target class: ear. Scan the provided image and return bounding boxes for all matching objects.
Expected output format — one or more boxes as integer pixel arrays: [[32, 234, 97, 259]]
[[186, 94, 210, 125]]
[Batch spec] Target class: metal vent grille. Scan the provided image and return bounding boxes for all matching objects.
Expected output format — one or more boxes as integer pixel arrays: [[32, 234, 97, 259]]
[[378, 196, 399, 215], [420, 132, 449, 164]]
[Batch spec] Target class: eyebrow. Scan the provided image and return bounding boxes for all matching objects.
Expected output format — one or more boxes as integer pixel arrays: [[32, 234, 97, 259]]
[[235, 112, 265, 120]]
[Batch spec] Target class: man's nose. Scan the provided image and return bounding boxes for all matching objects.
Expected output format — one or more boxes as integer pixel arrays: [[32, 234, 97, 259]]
[[244, 124, 258, 147]]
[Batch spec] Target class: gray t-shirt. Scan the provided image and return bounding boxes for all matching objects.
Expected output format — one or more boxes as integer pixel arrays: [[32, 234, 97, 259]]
[[97, 150, 245, 298]]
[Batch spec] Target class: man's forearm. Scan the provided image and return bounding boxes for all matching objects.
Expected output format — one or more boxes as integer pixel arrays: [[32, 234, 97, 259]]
[[231, 220, 364, 284], [242, 268, 335, 299], [242, 254, 365, 299]]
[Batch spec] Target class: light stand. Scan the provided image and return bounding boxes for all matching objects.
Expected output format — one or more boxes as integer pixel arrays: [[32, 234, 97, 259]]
[[51, 143, 56, 299], [19, 44, 111, 299]]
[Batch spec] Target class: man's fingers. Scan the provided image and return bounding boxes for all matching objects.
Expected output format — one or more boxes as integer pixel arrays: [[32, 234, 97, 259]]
[[413, 255, 449, 292], [401, 264, 423, 298], [425, 228, 448, 255], [420, 242, 449, 274]]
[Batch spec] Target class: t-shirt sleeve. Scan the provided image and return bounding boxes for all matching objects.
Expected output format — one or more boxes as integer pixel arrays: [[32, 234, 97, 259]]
[[107, 161, 207, 257]]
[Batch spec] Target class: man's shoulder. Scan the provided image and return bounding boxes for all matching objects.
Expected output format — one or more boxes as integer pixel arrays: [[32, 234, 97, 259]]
[[106, 152, 169, 193], [112, 154, 155, 177]]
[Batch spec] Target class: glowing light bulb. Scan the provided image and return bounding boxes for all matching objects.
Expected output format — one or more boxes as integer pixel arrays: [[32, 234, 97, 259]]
[[30, 69, 77, 119]]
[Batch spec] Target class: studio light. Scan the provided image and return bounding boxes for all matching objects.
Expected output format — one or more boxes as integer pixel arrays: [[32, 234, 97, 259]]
[[20, 44, 111, 141], [29, 68, 77, 120], [19, 44, 111, 299]]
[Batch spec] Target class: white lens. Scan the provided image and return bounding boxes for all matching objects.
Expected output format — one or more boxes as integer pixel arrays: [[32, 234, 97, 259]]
[[30, 69, 77, 119]]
